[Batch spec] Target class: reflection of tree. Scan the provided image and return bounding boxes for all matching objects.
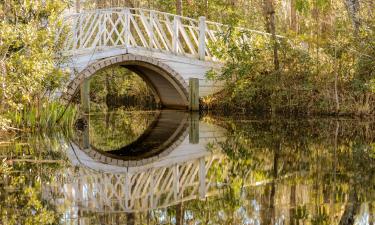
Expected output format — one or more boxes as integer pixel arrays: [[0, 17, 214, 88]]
[[88, 109, 159, 151], [0, 134, 69, 224], [195, 117, 375, 224]]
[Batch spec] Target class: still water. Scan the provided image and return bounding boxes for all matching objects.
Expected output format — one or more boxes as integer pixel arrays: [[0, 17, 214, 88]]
[[0, 109, 375, 225]]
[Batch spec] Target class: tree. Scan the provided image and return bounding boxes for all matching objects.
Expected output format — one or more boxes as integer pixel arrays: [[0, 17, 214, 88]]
[[0, 0, 70, 115], [262, 0, 280, 71], [176, 0, 183, 15]]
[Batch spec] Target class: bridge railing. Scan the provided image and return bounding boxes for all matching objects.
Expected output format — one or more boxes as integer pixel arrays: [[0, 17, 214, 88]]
[[47, 153, 224, 212], [57, 8, 274, 62]]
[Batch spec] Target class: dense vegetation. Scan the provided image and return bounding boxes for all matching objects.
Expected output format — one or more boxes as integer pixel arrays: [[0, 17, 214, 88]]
[[0, 0, 76, 131], [89, 66, 158, 111]]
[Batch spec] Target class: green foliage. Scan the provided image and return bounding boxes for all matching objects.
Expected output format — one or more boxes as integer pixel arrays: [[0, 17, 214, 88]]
[[206, 18, 375, 115], [89, 66, 158, 110], [0, 0, 72, 131]]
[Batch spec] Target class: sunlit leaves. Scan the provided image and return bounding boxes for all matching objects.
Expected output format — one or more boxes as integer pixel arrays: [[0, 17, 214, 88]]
[[0, 0, 70, 123]]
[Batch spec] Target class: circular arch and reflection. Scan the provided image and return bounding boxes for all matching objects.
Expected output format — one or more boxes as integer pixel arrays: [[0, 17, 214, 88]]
[[61, 54, 189, 109], [76, 110, 189, 167]]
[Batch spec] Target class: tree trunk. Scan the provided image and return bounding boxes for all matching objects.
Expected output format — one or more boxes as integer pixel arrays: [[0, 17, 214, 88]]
[[176, 0, 183, 15], [262, 0, 280, 71], [344, 0, 360, 36], [334, 60, 340, 112], [290, 0, 297, 31], [205, 0, 209, 17], [289, 184, 296, 225], [75, 0, 80, 12], [269, 142, 280, 225], [0, 59, 6, 106], [338, 185, 359, 225]]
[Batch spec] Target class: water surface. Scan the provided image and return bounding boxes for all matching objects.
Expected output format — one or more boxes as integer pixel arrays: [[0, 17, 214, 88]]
[[1, 110, 374, 225]]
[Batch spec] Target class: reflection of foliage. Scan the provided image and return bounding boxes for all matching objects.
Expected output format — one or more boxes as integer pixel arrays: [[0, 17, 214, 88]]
[[1, 173, 57, 225], [0, 133, 70, 224], [311, 206, 330, 225], [0, 158, 10, 174], [191, 117, 375, 224], [88, 109, 159, 151]]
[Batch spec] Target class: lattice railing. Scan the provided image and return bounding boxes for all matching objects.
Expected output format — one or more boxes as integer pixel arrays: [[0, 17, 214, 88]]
[[57, 8, 273, 61], [51, 154, 224, 212]]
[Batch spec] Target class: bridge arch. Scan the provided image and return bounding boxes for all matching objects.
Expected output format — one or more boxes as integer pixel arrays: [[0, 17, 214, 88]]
[[74, 110, 189, 168], [61, 53, 189, 109]]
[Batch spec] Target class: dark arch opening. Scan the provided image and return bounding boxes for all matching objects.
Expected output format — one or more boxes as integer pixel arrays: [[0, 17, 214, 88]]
[[63, 54, 189, 110]]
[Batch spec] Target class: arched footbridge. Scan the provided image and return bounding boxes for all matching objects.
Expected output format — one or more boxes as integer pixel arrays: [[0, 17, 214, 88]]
[[58, 7, 273, 109]]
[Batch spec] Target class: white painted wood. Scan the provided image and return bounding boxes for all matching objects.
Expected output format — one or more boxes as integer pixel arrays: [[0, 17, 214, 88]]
[[124, 9, 130, 47], [199, 157, 206, 199], [172, 16, 179, 54], [59, 7, 278, 62], [198, 16, 206, 60]]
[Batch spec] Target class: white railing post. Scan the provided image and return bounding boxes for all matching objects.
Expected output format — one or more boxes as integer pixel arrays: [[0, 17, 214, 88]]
[[72, 16, 79, 50], [103, 13, 108, 46], [149, 11, 155, 48], [98, 13, 103, 47], [198, 158, 206, 199], [124, 9, 130, 47], [172, 16, 180, 54], [173, 164, 179, 200], [198, 16, 206, 60]]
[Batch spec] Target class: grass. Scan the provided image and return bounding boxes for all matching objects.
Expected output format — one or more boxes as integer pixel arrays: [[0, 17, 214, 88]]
[[5, 101, 77, 132]]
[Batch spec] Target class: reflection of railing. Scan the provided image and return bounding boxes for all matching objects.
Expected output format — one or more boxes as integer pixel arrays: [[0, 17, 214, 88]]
[[50, 154, 223, 213], [57, 8, 274, 61]]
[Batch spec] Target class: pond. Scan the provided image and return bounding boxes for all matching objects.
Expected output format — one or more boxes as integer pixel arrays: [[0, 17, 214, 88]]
[[0, 109, 375, 225]]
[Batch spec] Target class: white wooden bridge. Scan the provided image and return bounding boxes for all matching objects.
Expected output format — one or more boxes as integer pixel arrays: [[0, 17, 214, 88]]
[[58, 7, 272, 109]]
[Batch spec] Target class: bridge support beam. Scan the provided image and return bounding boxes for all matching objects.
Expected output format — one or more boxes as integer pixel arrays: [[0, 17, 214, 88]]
[[189, 78, 199, 111], [82, 115, 90, 149], [189, 112, 199, 144], [80, 79, 90, 114]]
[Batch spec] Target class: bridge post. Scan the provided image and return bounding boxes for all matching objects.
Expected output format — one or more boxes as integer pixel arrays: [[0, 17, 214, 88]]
[[172, 16, 180, 53], [82, 115, 90, 149], [198, 17, 206, 60], [149, 11, 155, 48], [199, 158, 206, 199], [124, 8, 130, 47], [189, 78, 199, 111], [189, 112, 199, 144], [80, 78, 90, 114]]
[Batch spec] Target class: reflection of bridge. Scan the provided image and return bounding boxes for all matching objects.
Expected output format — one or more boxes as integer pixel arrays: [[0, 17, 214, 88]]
[[80, 110, 190, 165], [47, 115, 227, 215], [58, 7, 272, 109]]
